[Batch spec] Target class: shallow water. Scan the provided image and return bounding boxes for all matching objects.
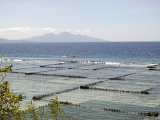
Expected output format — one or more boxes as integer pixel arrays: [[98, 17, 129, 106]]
[[2, 58, 159, 119]]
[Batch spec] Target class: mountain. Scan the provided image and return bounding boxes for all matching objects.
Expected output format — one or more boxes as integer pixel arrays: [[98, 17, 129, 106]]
[[0, 38, 28, 43], [0, 38, 9, 43], [25, 32, 108, 42], [0, 32, 109, 43]]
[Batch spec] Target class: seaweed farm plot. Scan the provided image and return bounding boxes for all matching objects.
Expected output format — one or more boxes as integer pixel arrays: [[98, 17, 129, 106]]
[[43, 104, 151, 120], [45, 89, 160, 119], [5, 72, 102, 107], [132, 69, 160, 84], [6, 73, 73, 99], [39, 63, 141, 79], [40, 61, 84, 69], [47, 88, 160, 108], [90, 72, 157, 94], [1, 61, 34, 72], [89, 64, 160, 93], [124, 70, 160, 95], [9, 60, 75, 74], [90, 81, 153, 94], [77, 63, 144, 78]]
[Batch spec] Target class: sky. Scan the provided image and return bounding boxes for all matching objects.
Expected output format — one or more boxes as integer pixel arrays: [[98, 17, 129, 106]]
[[0, 0, 160, 41]]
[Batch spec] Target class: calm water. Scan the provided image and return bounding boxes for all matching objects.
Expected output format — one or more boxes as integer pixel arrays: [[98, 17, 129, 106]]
[[0, 42, 160, 119], [0, 42, 160, 63]]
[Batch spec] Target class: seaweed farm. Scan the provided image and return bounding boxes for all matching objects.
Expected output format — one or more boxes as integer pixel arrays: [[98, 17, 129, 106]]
[[3, 58, 160, 119]]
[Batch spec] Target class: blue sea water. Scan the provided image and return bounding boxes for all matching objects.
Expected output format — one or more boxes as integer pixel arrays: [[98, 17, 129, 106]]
[[0, 42, 160, 119], [0, 42, 160, 63]]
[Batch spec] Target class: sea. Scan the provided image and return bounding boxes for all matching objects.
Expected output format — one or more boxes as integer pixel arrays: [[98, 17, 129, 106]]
[[0, 42, 160, 120]]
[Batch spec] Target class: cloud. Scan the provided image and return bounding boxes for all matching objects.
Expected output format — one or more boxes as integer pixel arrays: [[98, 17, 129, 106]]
[[0, 27, 90, 39], [62, 28, 90, 34], [86, 29, 90, 33], [0, 27, 91, 34], [75, 29, 90, 33], [0, 27, 56, 32]]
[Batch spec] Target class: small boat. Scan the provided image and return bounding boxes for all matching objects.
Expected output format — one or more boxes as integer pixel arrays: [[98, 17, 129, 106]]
[[66, 54, 76, 58]]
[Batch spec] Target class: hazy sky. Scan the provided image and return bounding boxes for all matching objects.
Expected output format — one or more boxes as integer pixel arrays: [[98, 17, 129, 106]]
[[0, 0, 160, 41]]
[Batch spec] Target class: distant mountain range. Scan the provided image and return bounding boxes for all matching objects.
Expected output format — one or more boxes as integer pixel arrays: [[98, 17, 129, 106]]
[[0, 32, 108, 43]]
